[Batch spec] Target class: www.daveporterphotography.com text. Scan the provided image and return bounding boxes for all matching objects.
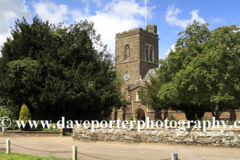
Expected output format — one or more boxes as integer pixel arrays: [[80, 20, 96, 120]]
[[1, 116, 240, 132]]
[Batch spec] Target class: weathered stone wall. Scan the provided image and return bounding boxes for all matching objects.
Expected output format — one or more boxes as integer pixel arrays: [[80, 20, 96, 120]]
[[169, 111, 240, 121], [112, 107, 240, 122], [155, 110, 240, 121], [72, 127, 240, 148], [203, 111, 240, 120], [146, 112, 155, 120], [169, 112, 187, 120]]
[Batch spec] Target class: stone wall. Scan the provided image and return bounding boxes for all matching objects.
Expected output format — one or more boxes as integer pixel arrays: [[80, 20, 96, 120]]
[[112, 108, 240, 122], [153, 110, 240, 121], [72, 127, 240, 148], [168, 111, 240, 121], [203, 111, 240, 121]]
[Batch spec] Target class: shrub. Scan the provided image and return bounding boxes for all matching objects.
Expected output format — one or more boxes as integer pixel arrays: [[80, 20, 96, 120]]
[[29, 122, 43, 131], [128, 115, 133, 121], [19, 103, 31, 131], [166, 114, 176, 126], [43, 125, 60, 131], [228, 120, 235, 125], [199, 118, 212, 128], [167, 114, 176, 121], [0, 105, 19, 130]]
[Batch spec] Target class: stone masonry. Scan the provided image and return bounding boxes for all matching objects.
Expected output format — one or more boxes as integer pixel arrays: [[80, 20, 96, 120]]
[[113, 25, 159, 121], [73, 127, 240, 148]]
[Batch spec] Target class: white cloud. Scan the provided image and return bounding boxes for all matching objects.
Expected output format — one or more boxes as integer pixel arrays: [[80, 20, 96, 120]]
[[103, 0, 150, 19], [33, 0, 155, 55], [81, 0, 103, 7], [93, 0, 103, 8], [33, 1, 69, 24], [212, 18, 225, 24], [0, 0, 155, 57], [165, 5, 205, 29], [0, 0, 32, 57], [164, 44, 176, 58], [88, 0, 154, 54]]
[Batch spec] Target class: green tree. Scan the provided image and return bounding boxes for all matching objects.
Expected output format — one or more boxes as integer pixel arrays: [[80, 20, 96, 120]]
[[0, 16, 127, 121], [138, 71, 168, 115], [19, 103, 31, 130], [0, 106, 19, 130], [158, 21, 240, 120], [19, 103, 31, 121]]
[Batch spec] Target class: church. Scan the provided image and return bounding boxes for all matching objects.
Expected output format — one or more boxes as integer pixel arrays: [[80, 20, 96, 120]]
[[111, 24, 186, 121], [111, 24, 240, 122]]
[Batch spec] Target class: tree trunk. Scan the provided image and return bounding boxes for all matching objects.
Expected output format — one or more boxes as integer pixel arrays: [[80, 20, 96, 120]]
[[215, 103, 220, 120], [185, 109, 197, 122], [196, 110, 205, 120]]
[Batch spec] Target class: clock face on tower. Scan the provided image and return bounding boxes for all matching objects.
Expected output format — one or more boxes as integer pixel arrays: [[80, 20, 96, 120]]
[[124, 73, 129, 81]]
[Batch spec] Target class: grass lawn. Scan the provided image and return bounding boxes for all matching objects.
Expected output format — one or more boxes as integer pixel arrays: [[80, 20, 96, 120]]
[[42, 128, 60, 132], [0, 152, 70, 160]]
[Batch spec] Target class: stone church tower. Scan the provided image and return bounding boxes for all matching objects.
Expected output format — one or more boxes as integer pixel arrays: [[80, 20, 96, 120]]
[[112, 25, 159, 121]]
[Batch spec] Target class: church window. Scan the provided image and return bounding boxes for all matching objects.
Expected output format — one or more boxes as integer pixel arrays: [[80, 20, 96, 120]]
[[145, 45, 149, 61], [150, 46, 153, 62], [136, 91, 140, 101], [125, 45, 130, 60]]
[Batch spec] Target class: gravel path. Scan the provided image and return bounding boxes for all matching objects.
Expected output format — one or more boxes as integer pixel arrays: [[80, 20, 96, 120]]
[[0, 137, 240, 160]]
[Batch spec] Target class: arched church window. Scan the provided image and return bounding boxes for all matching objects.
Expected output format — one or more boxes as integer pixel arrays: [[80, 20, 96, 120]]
[[150, 46, 153, 62], [145, 45, 149, 61], [125, 45, 130, 60], [136, 91, 139, 101]]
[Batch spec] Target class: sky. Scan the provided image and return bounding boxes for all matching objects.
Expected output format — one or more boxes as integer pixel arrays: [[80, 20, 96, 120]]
[[0, 0, 240, 59]]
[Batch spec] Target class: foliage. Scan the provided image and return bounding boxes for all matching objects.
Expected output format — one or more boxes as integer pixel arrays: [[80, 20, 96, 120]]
[[19, 103, 31, 121], [138, 70, 168, 112], [199, 118, 213, 127], [228, 120, 236, 125], [29, 122, 43, 131], [0, 105, 19, 130], [158, 21, 240, 120], [0, 16, 127, 121], [43, 125, 60, 132], [19, 103, 31, 130], [0, 97, 7, 106], [128, 115, 133, 121], [167, 114, 176, 122], [165, 114, 176, 126]]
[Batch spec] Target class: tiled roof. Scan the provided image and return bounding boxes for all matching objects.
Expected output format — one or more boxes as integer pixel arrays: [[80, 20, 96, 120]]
[[127, 68, 158, 91], [128, 80, 145, 91], [144, 68, 158, 81]]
